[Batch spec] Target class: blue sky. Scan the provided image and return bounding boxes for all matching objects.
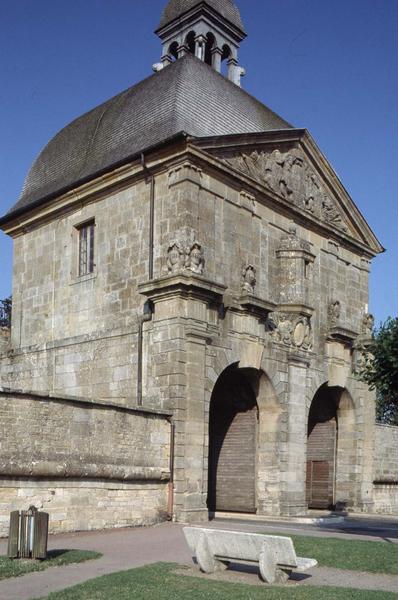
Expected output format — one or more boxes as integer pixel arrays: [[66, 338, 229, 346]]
[[0, 0, 397, 323]]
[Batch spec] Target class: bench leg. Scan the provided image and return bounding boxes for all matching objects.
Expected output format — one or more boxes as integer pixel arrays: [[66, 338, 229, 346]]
[[259, 545, 278, 583], [196, 532, 226, 574], [274, 568, 292, 583]]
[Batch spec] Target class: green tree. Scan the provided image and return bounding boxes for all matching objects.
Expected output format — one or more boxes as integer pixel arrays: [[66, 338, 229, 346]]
[[359, 317, 398, 425]]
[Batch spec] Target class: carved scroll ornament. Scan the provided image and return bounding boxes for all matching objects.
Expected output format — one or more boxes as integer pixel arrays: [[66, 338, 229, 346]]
[[269, 312, 313, 351], [223, 149, 348, 233]]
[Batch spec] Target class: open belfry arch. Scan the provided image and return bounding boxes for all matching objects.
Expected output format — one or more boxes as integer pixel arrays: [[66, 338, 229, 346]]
[[0, 0, 394, 536]]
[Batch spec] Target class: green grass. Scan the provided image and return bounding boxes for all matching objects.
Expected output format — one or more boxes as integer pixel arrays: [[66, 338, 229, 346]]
[[0, 549, 102, 580], [269, 533, 398, 575], [36, 563, 397, 600]]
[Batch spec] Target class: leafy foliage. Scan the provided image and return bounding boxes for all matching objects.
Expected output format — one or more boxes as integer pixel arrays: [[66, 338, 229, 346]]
[[358, 317, 398, 425], [0, 297, 12, 328]]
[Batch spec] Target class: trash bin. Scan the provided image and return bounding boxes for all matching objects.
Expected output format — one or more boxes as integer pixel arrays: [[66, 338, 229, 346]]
[[7, 505, 49, 559]]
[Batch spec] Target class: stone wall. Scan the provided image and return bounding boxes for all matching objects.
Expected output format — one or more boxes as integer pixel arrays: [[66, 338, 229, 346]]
[[373, 424, 398, 514], [0, 390, 171, 536]]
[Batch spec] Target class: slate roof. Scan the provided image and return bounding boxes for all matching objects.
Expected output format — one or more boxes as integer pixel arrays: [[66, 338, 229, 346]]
[[158, 0, 245, 32], [5, 53, 291, 220]]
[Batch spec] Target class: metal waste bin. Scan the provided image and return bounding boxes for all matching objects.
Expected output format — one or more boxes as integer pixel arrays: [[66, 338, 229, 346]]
[[7, 505, 49, 559]]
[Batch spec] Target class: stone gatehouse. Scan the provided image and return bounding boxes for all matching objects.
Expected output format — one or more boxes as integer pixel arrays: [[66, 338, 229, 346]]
[[0, 0, 396, 534]]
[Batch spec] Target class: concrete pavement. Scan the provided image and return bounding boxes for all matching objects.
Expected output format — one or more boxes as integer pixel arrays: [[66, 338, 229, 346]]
[[0, 516, 397, 599]]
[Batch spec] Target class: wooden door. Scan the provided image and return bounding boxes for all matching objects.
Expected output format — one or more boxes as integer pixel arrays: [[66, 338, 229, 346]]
[[306, 420, 336, 509], [208, 371, 257, 513]]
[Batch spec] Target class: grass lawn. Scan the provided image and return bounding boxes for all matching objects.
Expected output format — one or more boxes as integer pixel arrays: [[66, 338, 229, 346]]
[[36, 563, 397, 600], [0, 549, 102, 580], [271, 533, 398, 575]]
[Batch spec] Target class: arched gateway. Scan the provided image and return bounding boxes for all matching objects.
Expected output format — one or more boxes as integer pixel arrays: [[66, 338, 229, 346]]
[[306, 384, 357, 510], [207, 367, 258, 513]]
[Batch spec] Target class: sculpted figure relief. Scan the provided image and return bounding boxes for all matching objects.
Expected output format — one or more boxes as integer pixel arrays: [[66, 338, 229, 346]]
[[223, 148, 348, 233], [241, 265, 257, 294], [167, 241, 185, 273], [328, 300, 341, 326], [167, 233, 205, 276], [186, 241, 205, 275], [362, 313, 374, 337]]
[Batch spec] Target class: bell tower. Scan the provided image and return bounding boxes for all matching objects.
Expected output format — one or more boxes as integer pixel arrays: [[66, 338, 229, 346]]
[[155, 0, 247, 86]]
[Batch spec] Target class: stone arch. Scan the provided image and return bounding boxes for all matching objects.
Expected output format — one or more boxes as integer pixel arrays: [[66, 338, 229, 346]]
[[206, 361, 282, 516], [221, 43, 231, 76], [205, 32, 216, 66], [168, 41, 179, 60], [185, 31, 196, 54]]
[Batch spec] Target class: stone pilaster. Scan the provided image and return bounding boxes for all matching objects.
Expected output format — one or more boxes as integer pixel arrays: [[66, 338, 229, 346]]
[[280, 353, 310, 516]]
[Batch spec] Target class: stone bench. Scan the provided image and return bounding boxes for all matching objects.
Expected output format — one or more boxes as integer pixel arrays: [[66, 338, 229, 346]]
[[183, 527, 318, 584]]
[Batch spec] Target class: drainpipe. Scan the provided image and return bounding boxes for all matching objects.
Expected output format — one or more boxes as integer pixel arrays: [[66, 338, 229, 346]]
[[136, 301, 153, 406], [166, 416, 175, 520], [140, 153, 155, 281]]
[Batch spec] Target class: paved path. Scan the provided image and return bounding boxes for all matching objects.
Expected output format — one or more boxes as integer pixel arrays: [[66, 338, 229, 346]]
[[0, 517, 397, 599]]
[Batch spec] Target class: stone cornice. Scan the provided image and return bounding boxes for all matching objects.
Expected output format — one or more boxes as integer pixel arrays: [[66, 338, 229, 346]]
[[237, 294, 277, 319], [327, 326, 359, 346], [138, 273, 226, 303]]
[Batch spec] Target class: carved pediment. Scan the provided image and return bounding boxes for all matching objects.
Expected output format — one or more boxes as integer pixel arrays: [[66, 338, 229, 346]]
[[223, 148, 348, 234]]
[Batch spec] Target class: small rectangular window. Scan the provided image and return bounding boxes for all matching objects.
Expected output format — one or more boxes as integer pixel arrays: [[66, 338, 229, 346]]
[[78, 221, 95, 277]]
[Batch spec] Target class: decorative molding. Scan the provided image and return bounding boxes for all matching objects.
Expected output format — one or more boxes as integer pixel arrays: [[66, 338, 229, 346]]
[[138, 273, 226, 304], [223, 148, 348, 233], [278, 225, 311, 254], [168, 162, 202, 187], [276, 227, 316, 306]]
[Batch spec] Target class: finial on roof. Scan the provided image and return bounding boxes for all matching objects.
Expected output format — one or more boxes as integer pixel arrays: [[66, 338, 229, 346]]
[[154, 0, 247, 86]]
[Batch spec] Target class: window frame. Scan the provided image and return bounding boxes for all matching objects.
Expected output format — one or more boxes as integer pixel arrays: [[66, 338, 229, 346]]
[[77, 220, 95, 278]]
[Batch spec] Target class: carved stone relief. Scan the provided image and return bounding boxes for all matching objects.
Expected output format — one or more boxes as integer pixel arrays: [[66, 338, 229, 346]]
[[167, 241, 185, 273], [328, 300, 341, 327], [269, 312, 313, 351], [361, 313, 374, 337], [241, 265, 257, 294], [278, 226, 311, 253], [166, 231, 205, 276], [186, 241, 205, 275], [223, 148, 348, 233]]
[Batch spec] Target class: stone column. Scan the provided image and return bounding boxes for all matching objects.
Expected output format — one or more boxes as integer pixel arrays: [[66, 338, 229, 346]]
[[178, 326, 209, 522], [280, 353, 309, 516], [195, 35, 206, 61], [211, 47, 222, 72], [138, 275, 226, 523]]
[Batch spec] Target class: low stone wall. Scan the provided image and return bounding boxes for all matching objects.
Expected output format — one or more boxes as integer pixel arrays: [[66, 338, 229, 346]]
[[373, 424, 398, 514], [0, 390, 171, 536]]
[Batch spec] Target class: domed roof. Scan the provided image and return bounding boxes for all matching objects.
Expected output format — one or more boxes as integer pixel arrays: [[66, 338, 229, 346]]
[[4, 54, 291, 221], [158, 0, 245, 32]]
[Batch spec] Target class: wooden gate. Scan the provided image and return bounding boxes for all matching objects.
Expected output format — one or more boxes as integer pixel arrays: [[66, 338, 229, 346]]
[[306, 419, 336, 509], [208, 369, 257, 513]]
